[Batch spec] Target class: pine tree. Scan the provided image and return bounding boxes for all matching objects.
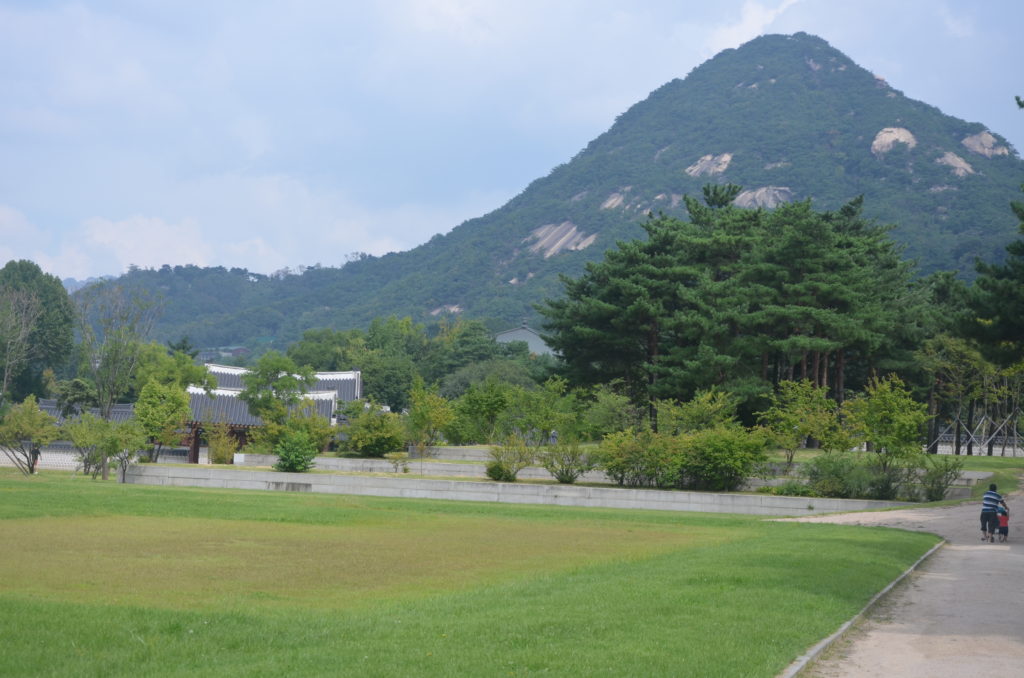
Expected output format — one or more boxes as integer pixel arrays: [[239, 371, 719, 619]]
[[970, 189, 1024, 365]]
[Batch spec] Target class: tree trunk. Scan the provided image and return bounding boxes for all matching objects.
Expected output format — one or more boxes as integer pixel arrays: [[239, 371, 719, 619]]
[[835, 351, 846, 404], [954, 413, 962, 455], [926, 383, 938, 454], [966, 400, 976, 456], [647, 325, 659, 432]]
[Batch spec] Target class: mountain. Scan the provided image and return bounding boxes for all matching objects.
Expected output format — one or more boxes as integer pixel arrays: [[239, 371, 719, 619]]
[[62, 275, 115, 294], [105, 32, 1024, 349]]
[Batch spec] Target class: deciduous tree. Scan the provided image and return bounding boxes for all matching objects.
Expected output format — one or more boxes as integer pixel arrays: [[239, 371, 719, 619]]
[[238, 350, 316, 425], [406, 376, 454, 457], [135, 380, 190, 462], [76, 284, 159, 479], [0, 287, 40, 410], [0, 395, 59, 475]]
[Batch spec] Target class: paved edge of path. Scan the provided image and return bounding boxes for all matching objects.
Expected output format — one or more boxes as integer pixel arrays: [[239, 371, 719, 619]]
[[776, 538, 946, 678]]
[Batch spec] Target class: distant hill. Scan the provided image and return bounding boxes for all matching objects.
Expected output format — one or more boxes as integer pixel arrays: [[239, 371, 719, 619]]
[[99, 32, 1024, 349], [62, 275, 114, 294]]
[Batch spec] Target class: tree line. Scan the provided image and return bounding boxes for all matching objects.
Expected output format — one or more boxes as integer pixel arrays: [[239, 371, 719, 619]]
[[1, 179, 1022, 496], [539, 183, 1024, 454]]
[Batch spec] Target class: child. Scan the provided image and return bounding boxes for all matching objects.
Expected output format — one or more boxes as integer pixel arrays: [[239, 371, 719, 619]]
[[997, 506, 1010, 543]]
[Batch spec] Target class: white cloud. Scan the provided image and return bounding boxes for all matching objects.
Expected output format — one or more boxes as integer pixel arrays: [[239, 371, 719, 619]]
[[2, 0, 1023, 284], [229, 116, 273, 161], [0, 205, 38, 241], [938, 5, 974, 39], [0, 205, 46, 268], [80, 215, 212, 273], [704, 0, 803, 55], [401, 0, 500, 44]]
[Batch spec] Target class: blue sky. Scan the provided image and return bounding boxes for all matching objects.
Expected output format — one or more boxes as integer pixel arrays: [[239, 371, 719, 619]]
[[1, 0, 1021, 280]]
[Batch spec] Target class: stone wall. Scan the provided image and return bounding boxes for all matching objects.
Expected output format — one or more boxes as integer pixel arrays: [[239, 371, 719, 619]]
[[124, 464, 910, 516]]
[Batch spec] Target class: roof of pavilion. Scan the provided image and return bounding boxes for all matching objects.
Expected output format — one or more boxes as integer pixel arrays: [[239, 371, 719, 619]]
[[37, 399, 135, 424], [204, 364, 361, 401], [187, 386, 336, 427]]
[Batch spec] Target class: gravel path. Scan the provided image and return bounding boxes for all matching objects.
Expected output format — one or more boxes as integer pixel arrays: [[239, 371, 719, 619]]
[[788, 491, 1024, 677]]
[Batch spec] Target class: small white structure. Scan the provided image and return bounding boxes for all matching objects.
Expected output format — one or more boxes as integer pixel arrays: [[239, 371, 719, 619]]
[[495, 324, 553, 356]]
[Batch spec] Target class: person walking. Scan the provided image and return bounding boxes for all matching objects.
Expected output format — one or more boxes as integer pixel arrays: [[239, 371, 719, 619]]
[[981, 483, 1008, 543], [997, 506, 1010, 543]]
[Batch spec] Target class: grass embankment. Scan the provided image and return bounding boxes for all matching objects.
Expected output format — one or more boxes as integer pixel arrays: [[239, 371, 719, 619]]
[[0, 469, 937, 677]]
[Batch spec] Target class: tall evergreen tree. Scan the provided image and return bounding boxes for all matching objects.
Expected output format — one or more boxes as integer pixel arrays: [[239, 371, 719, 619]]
[[0, 260, 75, 400], [969, 188, 1024, 365], [540, 189, 917, 421]]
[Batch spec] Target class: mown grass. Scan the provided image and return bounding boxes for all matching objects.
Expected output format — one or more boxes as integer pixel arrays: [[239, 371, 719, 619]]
[[0, 469, 938, 677]]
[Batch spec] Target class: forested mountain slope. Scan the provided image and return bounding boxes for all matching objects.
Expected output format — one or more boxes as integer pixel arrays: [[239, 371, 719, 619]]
[[97, 33, 1024, 349]]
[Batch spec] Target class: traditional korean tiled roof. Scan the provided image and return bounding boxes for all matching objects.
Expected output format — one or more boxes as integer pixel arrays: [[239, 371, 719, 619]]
[[310, 371, 362, 401], [204, 364, 361, 401], [186, 386, 336, 427], [203, 364, 249, 389], [37, 399, 135, 423]]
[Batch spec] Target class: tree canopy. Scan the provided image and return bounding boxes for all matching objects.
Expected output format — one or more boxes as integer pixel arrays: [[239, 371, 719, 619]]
[[539, 192, 915, 424]]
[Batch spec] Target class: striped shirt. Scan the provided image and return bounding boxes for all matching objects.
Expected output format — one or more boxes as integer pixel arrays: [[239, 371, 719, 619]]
[[982, 490, 1003, 512]]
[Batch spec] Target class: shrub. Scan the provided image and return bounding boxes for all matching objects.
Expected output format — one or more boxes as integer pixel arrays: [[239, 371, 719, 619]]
[[770, 479, 818, 497], [803, 452, 871, 498], [383, 451, 410, 473], [445, 379, 514, 445], [273, 430, 317, 472], [538, 438, 596, 484], [657, 389, 740, 435], [919, 454, 965, 502], [287, 402, 336, 453], [581, 383, 645, 440], [485, 460, 517, 482], [206, 421, 239, 465], [486, 435, 534, 482], [677, 426, 768, 492], [345, 405, 405, 457], [597, 429, 681, 488], [863, 453, 916, 500]]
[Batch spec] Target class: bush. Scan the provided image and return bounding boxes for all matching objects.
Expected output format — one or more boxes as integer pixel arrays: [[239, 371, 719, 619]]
[[383, 451, 410, 473], [597, 429, 681, 488], [803, 452, 870, 498], [677, 426, 768, 491], [486, 435, 534, 482], [919, 454, 965, 502], [769, 479, 818, 497], [657, 389, 740, 435], [538, 439, 596, 484], [206, 422, 239, 465], [863, 454, 916, 500], [344, 406, 405, 457], [273, 430, 317, 472]]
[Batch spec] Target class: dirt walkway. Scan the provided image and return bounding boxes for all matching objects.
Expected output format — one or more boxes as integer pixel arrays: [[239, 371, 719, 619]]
[[789, 491, 1024, 677]]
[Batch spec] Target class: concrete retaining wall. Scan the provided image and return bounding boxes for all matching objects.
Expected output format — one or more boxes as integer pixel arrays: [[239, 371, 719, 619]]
[[233, 453, 609, 482], [232, 453, 977, 499], [124, 464, 910, 516]]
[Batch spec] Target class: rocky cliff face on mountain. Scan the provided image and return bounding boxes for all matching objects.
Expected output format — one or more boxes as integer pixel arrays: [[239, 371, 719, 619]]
[[106, 32, 1024, 349]]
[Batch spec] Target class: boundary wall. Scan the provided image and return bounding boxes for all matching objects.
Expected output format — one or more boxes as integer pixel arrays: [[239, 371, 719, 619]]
[[124, 464, 910, 516]]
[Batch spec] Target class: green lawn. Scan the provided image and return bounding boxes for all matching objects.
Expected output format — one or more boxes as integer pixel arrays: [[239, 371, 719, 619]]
[[0, 469, 938, 677]]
